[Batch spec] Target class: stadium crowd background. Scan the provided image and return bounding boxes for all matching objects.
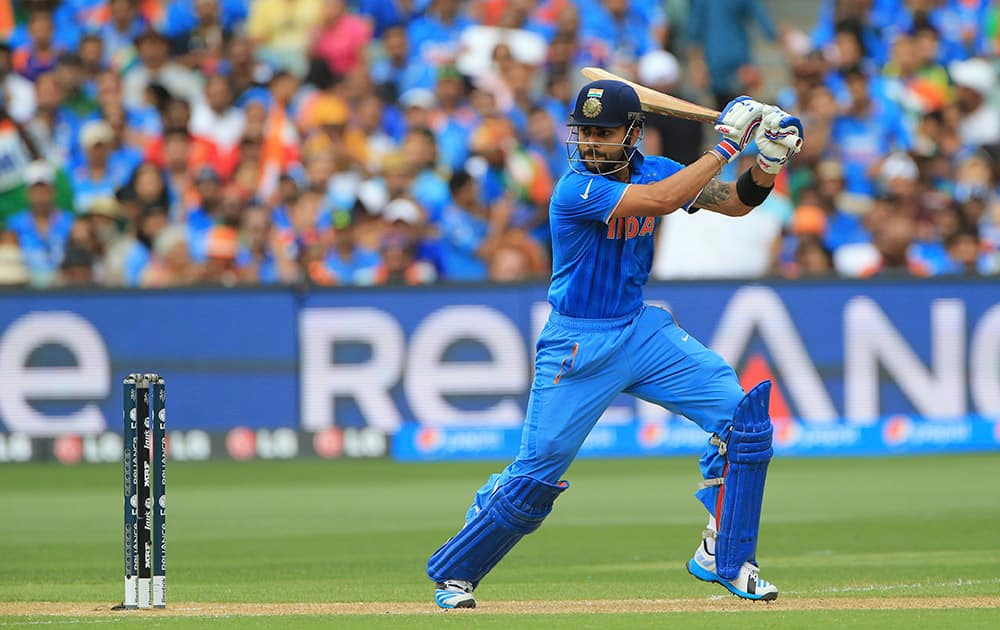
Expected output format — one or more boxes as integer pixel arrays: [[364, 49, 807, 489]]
[[0, 0, 997, 288]]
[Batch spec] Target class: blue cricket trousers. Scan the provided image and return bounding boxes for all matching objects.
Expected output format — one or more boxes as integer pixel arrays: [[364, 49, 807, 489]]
[[477, 304, 744, 516]]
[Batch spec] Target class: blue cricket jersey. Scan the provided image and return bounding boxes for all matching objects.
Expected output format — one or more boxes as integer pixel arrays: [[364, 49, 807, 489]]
[[547, 153, 688, 319]]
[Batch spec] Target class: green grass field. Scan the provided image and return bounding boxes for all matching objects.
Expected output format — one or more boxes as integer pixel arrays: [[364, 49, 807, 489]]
[[2, 453, 999, 628]]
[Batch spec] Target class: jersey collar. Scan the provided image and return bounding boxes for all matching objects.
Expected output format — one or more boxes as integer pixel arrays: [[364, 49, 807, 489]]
[[627, 149, 646, 183]]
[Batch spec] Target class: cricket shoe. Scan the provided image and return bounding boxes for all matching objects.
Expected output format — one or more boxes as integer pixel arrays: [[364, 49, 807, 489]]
[[686, 540, 778, 601], [434, 579, 476, 609]]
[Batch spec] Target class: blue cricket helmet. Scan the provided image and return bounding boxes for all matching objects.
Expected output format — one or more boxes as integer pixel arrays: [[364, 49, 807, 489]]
[[568, 79, 644, 128]]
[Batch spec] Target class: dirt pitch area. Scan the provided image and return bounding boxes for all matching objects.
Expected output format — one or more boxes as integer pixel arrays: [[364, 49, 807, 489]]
[[2, 597, 998, 617]]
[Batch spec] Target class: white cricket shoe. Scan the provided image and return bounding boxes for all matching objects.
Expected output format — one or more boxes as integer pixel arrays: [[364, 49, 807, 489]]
[[687, 540, 779, 601], [434, 579, 476, 609]]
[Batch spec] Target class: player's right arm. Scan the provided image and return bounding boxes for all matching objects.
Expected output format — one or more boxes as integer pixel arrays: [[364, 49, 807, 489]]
[[610, 155, 731, 219], [613, 101, 803, 220], [612, 97, 770, 219]]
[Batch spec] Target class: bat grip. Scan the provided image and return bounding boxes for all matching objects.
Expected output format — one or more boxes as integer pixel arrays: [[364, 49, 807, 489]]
[[703, 113, 800, 151]]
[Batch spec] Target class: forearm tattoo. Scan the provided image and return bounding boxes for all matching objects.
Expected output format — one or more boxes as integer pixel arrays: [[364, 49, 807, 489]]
[[696, 178, 732, 208]]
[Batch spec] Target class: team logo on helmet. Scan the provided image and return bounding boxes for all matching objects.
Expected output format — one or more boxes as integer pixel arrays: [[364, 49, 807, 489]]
[[582, 97, 602, 118]]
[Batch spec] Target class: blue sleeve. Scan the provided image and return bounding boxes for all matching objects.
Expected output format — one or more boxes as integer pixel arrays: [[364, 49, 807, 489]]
[[550, 174, 629, 223]]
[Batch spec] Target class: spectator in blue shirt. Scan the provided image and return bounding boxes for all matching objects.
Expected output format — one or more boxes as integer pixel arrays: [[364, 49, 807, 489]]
[[821, 19, 876, 108], [100, 103, 147, 180], [525, 106, 566, 182], [370, 24, 437, 103], [438, 169, 491, 282], [71, 119, 129, 214], [375, 198, 438, 285], [53, 0, 111, 51], [545, 22, 595, 76], [430, 65, 479, 172], [99, 0, 150, 73], [402, 127, 451, 223], [939, 223, 995, 274], [881, 0, 989, 65], [579, 0, 663, 66], [829, 66, 911, 198], [320, 210, 382, 286], [407, 0, 472, 67], [185, 166, 226, 262], [13, 8, 65, 82], [25, 71, 81, 173], [235, 204, 289, 285], [7, 161, 74, 287], [811, 0, 896, 66], [75, 33, 107, 101]]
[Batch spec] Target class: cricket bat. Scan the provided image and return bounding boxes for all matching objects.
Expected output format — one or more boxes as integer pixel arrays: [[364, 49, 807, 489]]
[[581, 67, 802, 150], [581, 66, 720, 124]]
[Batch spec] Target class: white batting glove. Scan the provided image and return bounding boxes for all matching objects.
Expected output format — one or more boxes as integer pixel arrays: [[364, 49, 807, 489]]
[[710, 96, 765, 164], [754, 107, 804, 175]]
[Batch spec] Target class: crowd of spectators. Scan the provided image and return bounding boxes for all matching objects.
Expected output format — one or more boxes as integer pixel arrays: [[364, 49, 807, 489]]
[[0, 0, 996, 289], [764, 0, 1000, 279]]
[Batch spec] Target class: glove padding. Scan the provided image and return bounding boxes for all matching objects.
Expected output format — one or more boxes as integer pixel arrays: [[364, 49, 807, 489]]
[[708, 96, 765, 166], [755, 107, 804, 175], [715, 96, 765, 153]]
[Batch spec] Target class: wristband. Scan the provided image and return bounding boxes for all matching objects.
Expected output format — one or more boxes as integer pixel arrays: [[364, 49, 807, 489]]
[[736, 168, 773, 207], [710, 138, 741, 165]]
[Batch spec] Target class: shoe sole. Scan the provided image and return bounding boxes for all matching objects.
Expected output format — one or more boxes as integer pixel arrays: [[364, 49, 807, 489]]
[[686, 559, 778, 601], [434, 591, 476, 609]]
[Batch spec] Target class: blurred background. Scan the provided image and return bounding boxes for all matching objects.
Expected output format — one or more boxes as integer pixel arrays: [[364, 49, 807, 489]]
[[0, 0, 998, 464]]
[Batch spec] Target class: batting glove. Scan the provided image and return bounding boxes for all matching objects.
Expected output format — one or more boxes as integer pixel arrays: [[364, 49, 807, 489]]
[[754, 107, 804, 175], [711, 96, 765, 164]]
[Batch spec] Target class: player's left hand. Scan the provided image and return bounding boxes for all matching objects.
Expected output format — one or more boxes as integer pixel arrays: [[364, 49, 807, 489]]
[[754, 107, 804, 175]]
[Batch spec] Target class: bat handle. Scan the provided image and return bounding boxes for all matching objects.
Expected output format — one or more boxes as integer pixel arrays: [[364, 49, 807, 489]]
[[775, 134, 803, 152]]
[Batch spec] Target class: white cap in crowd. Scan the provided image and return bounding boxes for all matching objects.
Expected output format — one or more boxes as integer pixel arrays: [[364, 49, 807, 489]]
[[880, 152, 919, 182], [638, 50, 680, 87], [382, 198, 422, 225], [80, 119, 114, 150], [949, 57, 996, 96], [356, 179, 389, 215], [24, 160, 55, 186], [399, 88, 437, 110]]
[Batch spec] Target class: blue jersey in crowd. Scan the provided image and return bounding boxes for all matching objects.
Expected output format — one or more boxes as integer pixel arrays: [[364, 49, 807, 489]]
[[438, 203, 489, 281], [7, 208, 74, 282], [547, 153, 690, 319]]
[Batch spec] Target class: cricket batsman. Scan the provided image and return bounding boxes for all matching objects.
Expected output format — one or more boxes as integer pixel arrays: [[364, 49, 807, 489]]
[[427, 79, 803, 608]]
